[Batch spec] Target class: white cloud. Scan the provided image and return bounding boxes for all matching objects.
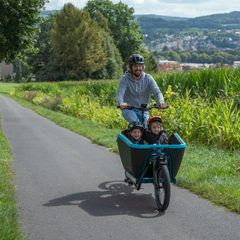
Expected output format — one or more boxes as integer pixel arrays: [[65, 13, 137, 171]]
[[45, 0, 88, 10], [44, 0, 240, 18]]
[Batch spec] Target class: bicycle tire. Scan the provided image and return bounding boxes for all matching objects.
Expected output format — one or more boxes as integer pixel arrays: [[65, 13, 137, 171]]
[[154, 164, 171, 211]]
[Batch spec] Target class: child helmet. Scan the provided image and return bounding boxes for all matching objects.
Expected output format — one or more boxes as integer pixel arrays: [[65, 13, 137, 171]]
[[147, 116, 163, 129], [129, 54, 145, 65], [128, 121, 144, 132]]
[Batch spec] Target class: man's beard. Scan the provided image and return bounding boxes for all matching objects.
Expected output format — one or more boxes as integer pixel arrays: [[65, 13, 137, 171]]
[[133, 72, 141, 78]]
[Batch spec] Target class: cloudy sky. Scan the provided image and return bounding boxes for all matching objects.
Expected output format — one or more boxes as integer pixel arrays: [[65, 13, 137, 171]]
[[45, 0, 240, 18]]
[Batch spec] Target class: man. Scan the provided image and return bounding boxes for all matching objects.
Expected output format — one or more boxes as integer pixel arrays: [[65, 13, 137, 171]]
[[116, 53, 166, 127]]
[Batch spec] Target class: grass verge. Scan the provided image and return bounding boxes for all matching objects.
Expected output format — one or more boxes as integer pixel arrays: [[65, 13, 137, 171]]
[[0, 113, 25, 239]]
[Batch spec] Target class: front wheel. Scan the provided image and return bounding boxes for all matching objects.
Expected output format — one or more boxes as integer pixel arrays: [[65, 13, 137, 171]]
[[154, 164, 171, 211]]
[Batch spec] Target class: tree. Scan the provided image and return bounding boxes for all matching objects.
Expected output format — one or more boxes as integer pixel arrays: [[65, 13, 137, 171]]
[[180, 53, 188, 62], [91, 29, 124, 79], [89, 11, 123, 79], [203, 30, 208, 35], [0, 63, 1, 80], [212, 51, 224, 64], [15, 60, 22, 83], [226, 53, 236, 65], [85, 0, 143, 64], [153, 49, 161, 58], [162, 46, 169, 51], [197, 46, 207, 54], [144, 52, 159, 74], [0, 0, 48, 64], [199, 53, 210, 63], [51, 3, 107, 78], [27, 13, 69, 82], [190, 52, 199, 63], [169, 51, 181, 63]]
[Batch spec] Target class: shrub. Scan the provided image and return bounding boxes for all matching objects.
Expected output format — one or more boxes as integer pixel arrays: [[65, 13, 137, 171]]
[[3, 74, 13, 82]]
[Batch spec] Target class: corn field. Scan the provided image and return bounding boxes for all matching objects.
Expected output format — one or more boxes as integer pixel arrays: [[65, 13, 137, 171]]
[[14, 67, 240, 151]]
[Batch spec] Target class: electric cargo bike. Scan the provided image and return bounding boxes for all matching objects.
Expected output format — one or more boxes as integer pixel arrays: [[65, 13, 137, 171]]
[[116, 104, 186, 211]]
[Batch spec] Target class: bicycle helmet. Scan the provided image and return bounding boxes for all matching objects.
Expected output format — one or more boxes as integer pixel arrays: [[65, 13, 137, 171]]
[[128, 121, 144, 132], [147, 116, 163, 129], [129, 54, 145, 65]]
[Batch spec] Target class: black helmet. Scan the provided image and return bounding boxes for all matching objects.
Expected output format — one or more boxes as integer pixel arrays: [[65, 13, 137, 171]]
[[128, 121, 144, 132], [129, 54, 145, 65]]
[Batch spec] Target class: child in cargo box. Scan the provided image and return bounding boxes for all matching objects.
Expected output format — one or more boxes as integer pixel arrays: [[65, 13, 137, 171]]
[[143, 116, 169, 145], [121, 121, 144, 144]]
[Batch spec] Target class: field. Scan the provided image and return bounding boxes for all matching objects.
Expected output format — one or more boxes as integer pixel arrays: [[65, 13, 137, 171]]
[[14, 67, 240, 151]]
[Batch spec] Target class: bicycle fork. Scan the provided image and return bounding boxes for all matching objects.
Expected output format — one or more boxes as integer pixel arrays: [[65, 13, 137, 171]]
[[152, 153, 168, 188]]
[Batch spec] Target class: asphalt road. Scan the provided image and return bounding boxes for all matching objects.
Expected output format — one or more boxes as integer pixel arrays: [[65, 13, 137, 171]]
[[0, 94, 240, 240]]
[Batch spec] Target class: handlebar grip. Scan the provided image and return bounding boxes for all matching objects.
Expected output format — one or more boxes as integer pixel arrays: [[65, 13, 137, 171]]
[[117, 106, 120, 108]]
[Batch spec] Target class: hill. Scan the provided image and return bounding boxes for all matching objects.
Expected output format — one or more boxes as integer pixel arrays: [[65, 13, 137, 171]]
[[40, 10, 57, 16], [137, 11, 240, 31], [41, 10, 189, 21], [134, 14, 189, 22], [41, 10, 240, 31]]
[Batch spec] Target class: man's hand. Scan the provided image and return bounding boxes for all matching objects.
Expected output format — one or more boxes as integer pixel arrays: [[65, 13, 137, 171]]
[[158, 102, 167, 108], [120, 102, 128, 109]]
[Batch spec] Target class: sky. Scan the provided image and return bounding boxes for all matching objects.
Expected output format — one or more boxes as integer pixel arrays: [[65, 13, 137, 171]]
[[45, 0, 240, 18]]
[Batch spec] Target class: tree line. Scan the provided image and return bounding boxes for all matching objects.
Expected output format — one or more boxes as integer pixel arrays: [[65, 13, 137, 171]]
[[138, 11, 240, 31], [154, 47, 240, 65], [1, 0, 159, 82]]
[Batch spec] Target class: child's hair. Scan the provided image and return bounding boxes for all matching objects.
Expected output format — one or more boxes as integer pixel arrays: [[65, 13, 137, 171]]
[[147, 116, 163, 130], [128, 121, 144, 132]]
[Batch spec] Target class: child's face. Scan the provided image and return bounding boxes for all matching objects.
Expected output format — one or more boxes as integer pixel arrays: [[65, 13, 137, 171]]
[[150, 122, 162, 135], [130, 129, 142, 140]]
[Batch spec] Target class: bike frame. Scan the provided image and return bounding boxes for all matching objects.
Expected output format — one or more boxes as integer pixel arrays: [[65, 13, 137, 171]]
[[121, 134, 179, 191]]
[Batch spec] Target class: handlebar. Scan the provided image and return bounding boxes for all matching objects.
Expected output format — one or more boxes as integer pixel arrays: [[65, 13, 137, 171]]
[[117, 104, 169, 111]]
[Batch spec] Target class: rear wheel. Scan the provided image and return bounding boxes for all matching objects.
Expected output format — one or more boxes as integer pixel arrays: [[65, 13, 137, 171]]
[[154, 164, 171, 211]]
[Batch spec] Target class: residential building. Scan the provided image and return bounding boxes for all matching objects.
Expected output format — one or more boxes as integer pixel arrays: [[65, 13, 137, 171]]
[[1, 61, 13, 77]]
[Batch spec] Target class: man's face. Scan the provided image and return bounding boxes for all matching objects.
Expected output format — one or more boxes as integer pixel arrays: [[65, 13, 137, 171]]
[[132, 64, 143, 77]]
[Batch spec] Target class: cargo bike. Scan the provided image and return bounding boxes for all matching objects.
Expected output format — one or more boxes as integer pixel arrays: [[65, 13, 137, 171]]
[[116, 104, 186, 211]]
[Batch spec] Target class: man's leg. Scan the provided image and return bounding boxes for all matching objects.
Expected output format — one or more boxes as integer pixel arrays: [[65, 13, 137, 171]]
[[135, 110, 149, 128], [122, 109, 139, 123], [143, 111, 149, 128]]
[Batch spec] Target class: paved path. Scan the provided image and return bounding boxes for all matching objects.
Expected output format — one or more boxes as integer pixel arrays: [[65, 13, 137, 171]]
[[0, 95, 239, 240], [0, 84, 18, 87]]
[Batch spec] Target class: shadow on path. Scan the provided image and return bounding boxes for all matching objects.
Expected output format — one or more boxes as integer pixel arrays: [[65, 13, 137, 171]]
[[43, 181, 164, 218]]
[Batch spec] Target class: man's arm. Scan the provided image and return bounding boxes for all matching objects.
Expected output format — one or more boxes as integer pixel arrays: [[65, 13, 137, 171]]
[[149, 75, 164, 104], [116, 77, 128, 109]]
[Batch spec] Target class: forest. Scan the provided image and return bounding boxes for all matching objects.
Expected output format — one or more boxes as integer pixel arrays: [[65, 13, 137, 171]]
[[138, 11, 240, 31]]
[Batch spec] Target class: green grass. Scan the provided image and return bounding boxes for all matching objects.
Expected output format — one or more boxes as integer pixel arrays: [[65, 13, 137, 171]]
[[0, 82, 19, 94], [177, 144, 240, 212], [0, 82, 19, 85], [0, 115, 25, 239]]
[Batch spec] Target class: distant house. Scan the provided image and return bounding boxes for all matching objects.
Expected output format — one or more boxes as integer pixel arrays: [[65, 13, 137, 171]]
[[159, 62, 182, 71], [181, 65, 195, 71], [188, 44, 197, 52], [233, 61, 240, 67], [1, 61, 13, 77]]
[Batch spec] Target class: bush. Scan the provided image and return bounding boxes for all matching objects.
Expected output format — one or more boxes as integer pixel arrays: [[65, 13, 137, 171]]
[[3, 74, 13, 82]]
